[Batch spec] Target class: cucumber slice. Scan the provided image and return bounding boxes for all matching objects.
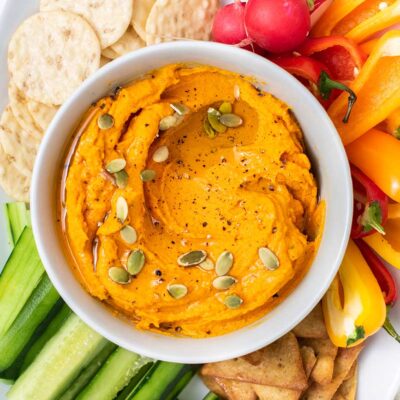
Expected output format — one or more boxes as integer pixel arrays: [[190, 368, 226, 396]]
[[77, 347, 152, 400], [164, 367, 197, 400], [5, 203, 30, 245], [7, 314, 108, 400], [128, 361, 186, 400], [0, 228, 44, 337], [58, 342, 117, 400], [0, 275, 59, 372], [202, 393, 219, 400], [20, 303, 72, 373], [2, 204, 13, 249], [115, 363, 153, 400]]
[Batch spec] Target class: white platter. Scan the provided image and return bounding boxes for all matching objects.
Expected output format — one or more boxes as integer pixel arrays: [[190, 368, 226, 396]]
[[0, 0, 400, 399]]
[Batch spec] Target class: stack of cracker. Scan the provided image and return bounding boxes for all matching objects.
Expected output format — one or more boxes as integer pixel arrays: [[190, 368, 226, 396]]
[[1, 0, 219, 201], [201, 303, 363, 400]]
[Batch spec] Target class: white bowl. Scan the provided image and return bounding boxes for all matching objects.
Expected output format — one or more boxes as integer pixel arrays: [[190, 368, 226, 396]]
[[31, 41, 352, 364]]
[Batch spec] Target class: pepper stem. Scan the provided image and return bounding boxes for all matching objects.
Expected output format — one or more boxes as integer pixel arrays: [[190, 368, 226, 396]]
[[361, 201, 386, 235], [384, 306, 400, 343], [318, 71, 357, 123]]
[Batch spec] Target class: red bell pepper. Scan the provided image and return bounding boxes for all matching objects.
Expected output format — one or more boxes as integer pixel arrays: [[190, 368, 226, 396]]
[[272, 55, 357, 122], [355, 239, 397, 305], [351, 165, 389, 239], [297, 35, 367, 81], [355, 239, 400, 344]]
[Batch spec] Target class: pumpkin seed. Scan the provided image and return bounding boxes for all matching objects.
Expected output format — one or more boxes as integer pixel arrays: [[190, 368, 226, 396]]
[[219, 102, 232, 114], [213, 275, 237, 290], [98, 113, 114, 130], [203, 118, 216, 138], [207, 108, 227, 133], [199, 258, 214, 271], [224, 294, 243, 309], [105, 158, 126, 173], [152, 146, 169, 163], [140, 169, 156, 182], [177, 250, 207, 267], [115, 170, 128, 188], [220, 114, 243, 128], [159, 115, 177, 131], [116, 196, 128, 223], [120, 225, 137, 244], [234, 85, 240, 100], [216, 251, 234, 276], [108, 267, 130, 284], [259, 247, 280, 270], [167, 284, 188, 299], [170, 103, 189, 116], [127, 249, 145, 275]]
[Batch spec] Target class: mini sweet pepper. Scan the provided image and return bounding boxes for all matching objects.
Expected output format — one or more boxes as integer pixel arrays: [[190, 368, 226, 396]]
[[322, 240, 386, 348]]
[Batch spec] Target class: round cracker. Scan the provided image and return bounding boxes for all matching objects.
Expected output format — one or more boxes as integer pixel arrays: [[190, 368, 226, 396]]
[[26, 100, 58, 132], [8, 11, 101, 105], [100, 56, 110, 67], [102, 47, 120, 60], [110, 27, 145, 57], [0, 143, 31, 202], [40, 0, 133, 49], [0, 106, 39, 178], [145, 0, 219, 45], [8, 83, 43, 139], [132, 0, 155, 41]]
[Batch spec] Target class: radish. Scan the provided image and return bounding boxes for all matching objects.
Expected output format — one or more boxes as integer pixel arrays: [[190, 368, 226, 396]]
[[212, 1, 247, 45], [244, 0, 311, 54]]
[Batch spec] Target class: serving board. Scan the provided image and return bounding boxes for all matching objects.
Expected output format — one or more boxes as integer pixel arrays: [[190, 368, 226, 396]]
[[0, 1, 400, 399]]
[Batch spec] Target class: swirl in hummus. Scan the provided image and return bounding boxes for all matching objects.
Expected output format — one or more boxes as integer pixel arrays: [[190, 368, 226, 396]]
[[61, 64, 324, 338]]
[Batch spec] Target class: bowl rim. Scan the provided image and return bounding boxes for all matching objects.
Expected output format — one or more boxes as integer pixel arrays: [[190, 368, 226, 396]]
[[31, 41, 352, 363]]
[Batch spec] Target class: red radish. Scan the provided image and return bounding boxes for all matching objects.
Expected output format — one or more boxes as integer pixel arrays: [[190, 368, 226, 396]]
[[244, 0, 311, 54], [212, 1, 247, 45]]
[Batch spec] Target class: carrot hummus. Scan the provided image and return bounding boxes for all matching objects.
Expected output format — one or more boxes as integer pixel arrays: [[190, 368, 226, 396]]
[[61, 64, 324, 338]]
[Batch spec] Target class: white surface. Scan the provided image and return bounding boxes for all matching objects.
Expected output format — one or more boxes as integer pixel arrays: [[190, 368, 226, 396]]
[[0, 1, 400, 399], [31, 41, 352, 363]]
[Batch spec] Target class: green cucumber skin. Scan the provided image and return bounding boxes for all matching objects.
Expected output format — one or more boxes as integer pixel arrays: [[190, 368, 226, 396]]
[[0, 275, 59, 372], [77, 347, 152, 400], [115, 363, 153, 400], [7, 314, 108, 400], [19, 303, 72, 373], [128, 361, 185, 400], [0, 228, 44, 338], [58, 342, 117, 400], [202, 393, 219, 400], [6, 203, 30, 245], [164, 367, 197, 400], [2, 204, 13, 249]]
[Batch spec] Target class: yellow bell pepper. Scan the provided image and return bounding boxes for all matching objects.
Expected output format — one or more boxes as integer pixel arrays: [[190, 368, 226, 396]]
[[312, 0, 365, 37], [388, 203, 400, 219], [322, 240, 386, 348], [363, 227, 400, 270], [329, 31, 400, 145]]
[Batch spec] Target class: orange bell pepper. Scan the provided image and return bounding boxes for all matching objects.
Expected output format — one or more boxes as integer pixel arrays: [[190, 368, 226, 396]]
[[312, 0, 365, 37], [322, 240, 386, 348], [385, 107, 400, 138], [328, 31, 400, 145], [359, 37, 379, 54], [346, 129, 400, 202], [337, 0, 400, 44], [388, 203, 400, 219], [331, 0, 398, 38]]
